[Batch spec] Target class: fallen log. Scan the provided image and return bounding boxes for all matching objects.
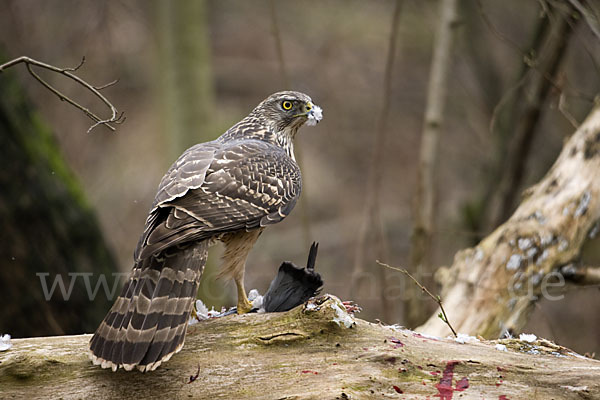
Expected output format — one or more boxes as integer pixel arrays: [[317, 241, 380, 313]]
[[1, 295, 598, 399]]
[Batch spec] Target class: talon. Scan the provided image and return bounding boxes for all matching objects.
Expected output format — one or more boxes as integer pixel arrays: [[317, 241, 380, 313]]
[[237, 298, 253, 314]]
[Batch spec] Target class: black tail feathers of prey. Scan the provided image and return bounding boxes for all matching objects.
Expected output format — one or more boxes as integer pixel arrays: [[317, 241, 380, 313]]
[[262, 241, 323, 312]]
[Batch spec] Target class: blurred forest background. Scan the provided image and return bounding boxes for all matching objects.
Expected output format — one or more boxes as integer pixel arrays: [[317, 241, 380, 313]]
[[1, 0, 599, 357]]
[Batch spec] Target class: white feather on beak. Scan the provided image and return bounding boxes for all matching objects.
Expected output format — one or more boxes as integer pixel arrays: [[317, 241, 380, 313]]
[[306, 104, 323, 126]]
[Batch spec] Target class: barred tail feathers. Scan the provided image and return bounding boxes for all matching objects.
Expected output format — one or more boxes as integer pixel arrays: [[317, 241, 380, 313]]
[[89, 241, 207, 372]]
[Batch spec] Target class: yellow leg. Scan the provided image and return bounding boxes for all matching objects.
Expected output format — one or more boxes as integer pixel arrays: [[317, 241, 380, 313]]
[[235, 275, 253, 314], [219, 229, 264, 314]]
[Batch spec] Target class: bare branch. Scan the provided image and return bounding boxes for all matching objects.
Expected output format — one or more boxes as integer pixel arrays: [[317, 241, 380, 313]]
[[488, 73, 528, 138], [377, 260, 457, 337], [558, 91, 580, 128], [94, 78, 119, 91], [0, 56, 124, 133], [561, 264, 600, 285], [476, 0, 526, 55], [63, 56, 86, 72]]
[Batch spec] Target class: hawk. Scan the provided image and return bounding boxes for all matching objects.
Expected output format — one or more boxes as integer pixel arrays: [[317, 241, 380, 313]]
[[89, 91, 322, 372]]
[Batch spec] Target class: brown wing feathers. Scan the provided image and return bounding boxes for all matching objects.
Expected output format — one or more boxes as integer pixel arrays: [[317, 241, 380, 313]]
[[136, 142, 300, 261]]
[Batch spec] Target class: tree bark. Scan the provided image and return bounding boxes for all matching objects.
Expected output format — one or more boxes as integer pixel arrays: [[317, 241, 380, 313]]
[[0, 295, 598, 399], [418, 103, 600, 338]]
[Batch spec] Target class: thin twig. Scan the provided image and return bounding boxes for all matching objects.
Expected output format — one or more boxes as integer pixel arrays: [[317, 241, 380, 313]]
[[561, 264, 600, 285], [488, 73, 528, 137], [376, 260, 457, 337], [479, 1, 595, 104], [558, 91, 580, 128], [476, 0, 526, 56], [94, 78, 119, 91], [0, 56, 124, 133]]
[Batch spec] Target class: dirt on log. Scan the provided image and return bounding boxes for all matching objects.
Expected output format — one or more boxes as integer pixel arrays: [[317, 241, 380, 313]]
[[0, 295, 598, 399]]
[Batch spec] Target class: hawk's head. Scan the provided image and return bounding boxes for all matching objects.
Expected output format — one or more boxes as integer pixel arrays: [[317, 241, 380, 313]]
[[253, 91, 323, 134]]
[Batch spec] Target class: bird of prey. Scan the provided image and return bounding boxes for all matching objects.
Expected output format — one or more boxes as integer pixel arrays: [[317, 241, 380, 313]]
[[89, 91, 322, 372]]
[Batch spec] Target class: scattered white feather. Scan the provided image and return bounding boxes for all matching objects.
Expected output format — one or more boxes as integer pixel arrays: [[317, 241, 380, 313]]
[[331, 302, 355, 328], [248, 289, 263, 310], [519, 333, 537, 343], [0, 334, 11, 351], [195, 299, 209, 319], [414, 332, 441, 340], [189, 299, 222, 325], [386, 324, 404, 332], [561, 385, 588, 392], [454, 333, 480, 344], [248, 289, 259, 301], [567, 351, 590, 360], [306, 105, 323, 126], [495, 344, 508, 352]]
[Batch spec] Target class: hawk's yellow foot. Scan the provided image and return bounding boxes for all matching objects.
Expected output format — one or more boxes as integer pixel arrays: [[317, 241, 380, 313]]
[[235, 276, 253, 314]]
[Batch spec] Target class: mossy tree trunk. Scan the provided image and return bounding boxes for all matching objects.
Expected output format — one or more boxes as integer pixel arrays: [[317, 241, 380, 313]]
[[0, 57, 118, 337]]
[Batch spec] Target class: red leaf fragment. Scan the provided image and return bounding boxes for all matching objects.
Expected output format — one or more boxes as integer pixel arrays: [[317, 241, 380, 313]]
[[389, 337, 405, 348], [456, 377, 469, 390], [301, 370, 318, 375]]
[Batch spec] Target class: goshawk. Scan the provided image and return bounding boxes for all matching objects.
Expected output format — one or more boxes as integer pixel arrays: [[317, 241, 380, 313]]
[[89, 91, 322, 372]]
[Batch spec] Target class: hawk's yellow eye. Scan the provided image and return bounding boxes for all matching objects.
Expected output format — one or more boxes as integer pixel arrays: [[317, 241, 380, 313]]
[[282, 101, 293, 110]]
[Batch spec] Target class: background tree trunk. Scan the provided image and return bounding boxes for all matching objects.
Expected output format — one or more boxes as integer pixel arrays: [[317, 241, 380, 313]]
[[407, 0, 459, 328], [155, 0, 214, 160], [0, 295, 598, 399], [462, 1, 577, 241], [418, 102, 600, 338], [154, 0, 225, 307], [0, 54, 118, 337]]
